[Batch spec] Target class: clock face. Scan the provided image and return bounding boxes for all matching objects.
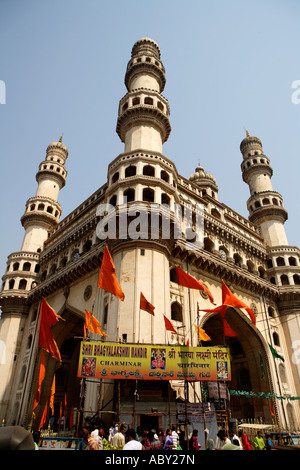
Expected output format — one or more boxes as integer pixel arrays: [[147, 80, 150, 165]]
[[219, 249, 227, 260]]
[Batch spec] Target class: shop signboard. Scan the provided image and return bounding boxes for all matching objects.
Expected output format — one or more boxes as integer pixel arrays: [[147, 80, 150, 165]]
[[77, 342, 231, 382]]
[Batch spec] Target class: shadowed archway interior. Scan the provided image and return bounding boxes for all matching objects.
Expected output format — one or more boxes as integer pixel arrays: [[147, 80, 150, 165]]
[[203, 307, 274, 421]]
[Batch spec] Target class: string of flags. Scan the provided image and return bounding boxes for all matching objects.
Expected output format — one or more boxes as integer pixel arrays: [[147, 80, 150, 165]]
[[229, 390, 300, 401]]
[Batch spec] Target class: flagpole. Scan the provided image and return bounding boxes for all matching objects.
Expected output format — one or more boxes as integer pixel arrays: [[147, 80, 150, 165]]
[[197, 302, 207, 449]]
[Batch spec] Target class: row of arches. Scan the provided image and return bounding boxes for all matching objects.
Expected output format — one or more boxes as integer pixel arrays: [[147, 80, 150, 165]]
[[28, 203, 59, 217], [40, 239, 94, 281], [267, 256, 299, 268], [40, 162, 65, 177], [242, 156, 270, 171], [249, 196, 283, 211], [7, 261, 40, 273], [270, 273, 300, 286], [112, 164, 170, 184], [122, 95, 167, 115], [109, 187, 171, 206]]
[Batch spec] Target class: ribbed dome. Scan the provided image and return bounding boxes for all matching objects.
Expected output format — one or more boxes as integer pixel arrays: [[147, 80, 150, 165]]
[[189, 163, 217, 185], [131, 37, 161, 59]]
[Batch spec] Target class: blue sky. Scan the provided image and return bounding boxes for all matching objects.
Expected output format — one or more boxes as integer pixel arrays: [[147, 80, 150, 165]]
[[0, 0, 299, 274]]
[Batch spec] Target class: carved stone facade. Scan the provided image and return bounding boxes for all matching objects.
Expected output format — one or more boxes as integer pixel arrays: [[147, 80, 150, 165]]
[[0, 38, 299, 432]]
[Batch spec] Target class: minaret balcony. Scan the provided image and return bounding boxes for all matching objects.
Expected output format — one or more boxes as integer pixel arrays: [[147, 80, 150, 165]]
[[36, 162, 67, 189], [241, 155, 273, 183], [247, 191, 288, 224], [116, 94, 171, 143], [21, 196, 62, 229], [125, 56, 166, 92]]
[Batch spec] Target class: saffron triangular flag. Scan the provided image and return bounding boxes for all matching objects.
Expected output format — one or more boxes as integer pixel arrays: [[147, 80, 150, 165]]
[[222, 281, 256, 326], [38, 298, 63, 361], [194, 324, 211, 341], [222, 318, 238, 337], [38, 401, 48, 431], [175, 266, 215, 304], [33, 349, 46, 411], [85, 310, 108, 336], [140, 292, 155, 315], [163, 315, 177, 333], [97, 246, 125, 301], [49, 375, 55, 416], [198, 305, 238, 337]]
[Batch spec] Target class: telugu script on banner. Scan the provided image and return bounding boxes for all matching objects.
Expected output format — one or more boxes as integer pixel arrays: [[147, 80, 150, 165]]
[[77, 342, 231, 381]]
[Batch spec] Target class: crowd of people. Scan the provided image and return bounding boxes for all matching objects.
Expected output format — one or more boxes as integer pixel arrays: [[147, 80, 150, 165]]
[[81, 423, 189, 451], [80, 422, 275, 451]]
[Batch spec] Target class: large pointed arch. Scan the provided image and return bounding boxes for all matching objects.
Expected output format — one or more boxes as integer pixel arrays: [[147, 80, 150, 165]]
[[201, 307, 276, 422], [32, 304, 84, 430]]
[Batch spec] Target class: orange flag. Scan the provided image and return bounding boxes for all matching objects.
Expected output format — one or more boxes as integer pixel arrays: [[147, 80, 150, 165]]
[[222, 318, 238, 337], [98, 246, 125, 301], [49, 375, 55, 416], [33, 349, 46, 411], [194, 324, 211, 341], [140, 292, 155, 315], [222, 281, 256, 326], [38, 402, 48, 431], [198, 304, 238, 337], [38, 298, 64, 361], [163, 315, 177, 333], [85, 310, 108, 336], [64, 394, 67, 419], [175, 266, 215, 304]]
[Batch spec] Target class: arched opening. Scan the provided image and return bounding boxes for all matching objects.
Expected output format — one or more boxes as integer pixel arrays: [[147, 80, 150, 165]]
[[23, 262, 31, 272], [125, 165, 136, 178], [143, 188, 154, 203], [124, 188, 135, 203], [160, 170, 169, 183], [161, 193, 170, 206], [233, 253, 243, 268], [170, 267, 178, 283], [143, 165, 155, 177], [19, 279, 27, 290], [171, 302, 183, 322], [32, 308, 84, 432], [203, 237, 214, 253], [202, 307, 273, 422]]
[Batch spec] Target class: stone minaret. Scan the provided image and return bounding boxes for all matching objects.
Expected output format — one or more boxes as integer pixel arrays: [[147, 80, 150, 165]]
[[100, 38, 178, 346], [0, 137, 68, 422], [240, 131, 288, 247]]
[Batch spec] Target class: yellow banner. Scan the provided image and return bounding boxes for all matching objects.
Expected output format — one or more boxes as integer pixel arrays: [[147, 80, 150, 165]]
[[77, 342, 231, 381]]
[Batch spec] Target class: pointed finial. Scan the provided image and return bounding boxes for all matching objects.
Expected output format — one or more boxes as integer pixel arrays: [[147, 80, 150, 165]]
[[246, 129, 250, 137], [59, 133, 63, 142]]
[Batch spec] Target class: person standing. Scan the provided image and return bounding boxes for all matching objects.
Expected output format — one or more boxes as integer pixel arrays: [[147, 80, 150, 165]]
[[253, 431, 266, 450], [265, 433, 274, 450], [82, 426, 101, 450], [123, 429, 144, 450], [111, 424, 126, 449], [164, 429, 176, 450], [189, 430, 200, 451], [171, 425, 179, 450]]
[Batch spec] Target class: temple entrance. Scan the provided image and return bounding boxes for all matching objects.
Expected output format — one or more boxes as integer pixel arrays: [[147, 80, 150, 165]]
[[202, 307, 274, 423]]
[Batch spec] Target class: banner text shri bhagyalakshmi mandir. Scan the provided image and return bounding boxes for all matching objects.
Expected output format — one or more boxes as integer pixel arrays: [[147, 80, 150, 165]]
[[77, 342, 231, 381]]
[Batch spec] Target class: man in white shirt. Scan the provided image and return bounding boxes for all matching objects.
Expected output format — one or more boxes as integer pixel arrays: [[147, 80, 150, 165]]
[[123, 429, 145, 450], [171, 425, 179, 450]]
